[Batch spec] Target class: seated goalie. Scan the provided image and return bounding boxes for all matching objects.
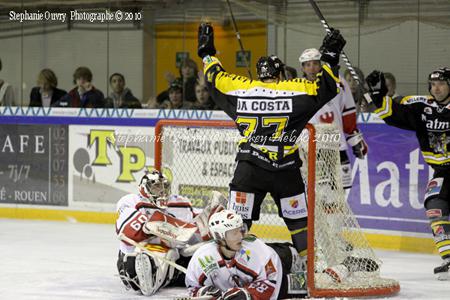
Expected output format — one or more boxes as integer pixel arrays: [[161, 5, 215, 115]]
[[115, 170, 226, 296], [186, 209, 308, 300]]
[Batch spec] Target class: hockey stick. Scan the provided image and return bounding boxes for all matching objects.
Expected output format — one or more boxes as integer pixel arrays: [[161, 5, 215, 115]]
[[225, 0, 253, 79], [118, 234, 188, 274], [308, 0, 373, 103]]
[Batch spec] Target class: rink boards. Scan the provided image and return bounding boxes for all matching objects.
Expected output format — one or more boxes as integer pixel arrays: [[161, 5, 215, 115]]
[[0, 107, 436, 254]]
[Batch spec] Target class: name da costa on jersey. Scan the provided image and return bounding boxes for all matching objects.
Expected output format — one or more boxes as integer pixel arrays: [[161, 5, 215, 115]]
[[237, 98, 293, 113]]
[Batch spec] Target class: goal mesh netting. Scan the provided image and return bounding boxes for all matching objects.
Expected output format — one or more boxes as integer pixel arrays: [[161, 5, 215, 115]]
[[154, 119, 399, 298]]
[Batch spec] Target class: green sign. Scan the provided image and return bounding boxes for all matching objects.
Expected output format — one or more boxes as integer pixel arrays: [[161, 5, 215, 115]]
[[176, 52, 189, 68], [236, 50, 251, 68]]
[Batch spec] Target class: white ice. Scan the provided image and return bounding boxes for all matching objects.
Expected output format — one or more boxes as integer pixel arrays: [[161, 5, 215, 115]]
[[0, 219, 449, 300]]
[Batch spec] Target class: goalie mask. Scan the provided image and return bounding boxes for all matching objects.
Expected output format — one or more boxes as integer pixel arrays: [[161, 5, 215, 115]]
[[256, 55, 285, 80], [139, 171, 170, 207], [209, 209, 244, 241]]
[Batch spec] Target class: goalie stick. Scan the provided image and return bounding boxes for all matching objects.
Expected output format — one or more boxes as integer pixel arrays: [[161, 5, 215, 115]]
[[118, 233, 188, 274], [308, 0, 373, 103]]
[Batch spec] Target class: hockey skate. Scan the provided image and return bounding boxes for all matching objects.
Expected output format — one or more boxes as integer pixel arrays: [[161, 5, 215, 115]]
[[434, 258, 450, 281]]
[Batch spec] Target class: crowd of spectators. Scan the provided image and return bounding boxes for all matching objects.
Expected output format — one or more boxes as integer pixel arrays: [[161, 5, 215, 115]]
[[0, 56, 404, 112]]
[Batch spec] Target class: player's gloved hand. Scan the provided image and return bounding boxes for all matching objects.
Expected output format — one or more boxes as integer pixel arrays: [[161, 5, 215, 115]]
[[198, 23, 216, 59], [365, 70, 388, 104], [220, 287, 252, 300], [346, 129, 368, 159], [319, 28, 346, 66], [197, 285, 222, 299]]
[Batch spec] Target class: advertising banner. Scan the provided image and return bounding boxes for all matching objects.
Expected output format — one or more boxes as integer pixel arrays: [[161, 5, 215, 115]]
[[348, 124, 431, 234], [0, 124, 68, 206]]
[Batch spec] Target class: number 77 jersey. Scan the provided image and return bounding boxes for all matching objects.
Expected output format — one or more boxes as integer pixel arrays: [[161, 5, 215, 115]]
[[202, 56, 341, 171]]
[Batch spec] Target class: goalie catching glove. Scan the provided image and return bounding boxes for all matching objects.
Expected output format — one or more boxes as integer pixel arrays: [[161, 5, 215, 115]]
[[193, 191, 227, 240], [319, 28, 346, 67], [198, 23, 216, 59]]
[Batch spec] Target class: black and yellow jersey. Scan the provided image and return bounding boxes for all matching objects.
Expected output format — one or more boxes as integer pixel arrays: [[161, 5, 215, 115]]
[[374, 95, 450, 171], [203, 56, 340, 171]]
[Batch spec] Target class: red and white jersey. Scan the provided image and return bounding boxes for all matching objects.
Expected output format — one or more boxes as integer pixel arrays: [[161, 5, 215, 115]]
[[115, 193, 196, 254], [186, 236, 283, 300], [308, 74, 357, 151]]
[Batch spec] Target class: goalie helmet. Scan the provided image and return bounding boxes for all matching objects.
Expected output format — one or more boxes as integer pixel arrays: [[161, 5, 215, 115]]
[[139, 170, 170, 206], [299, 48, 321, 64], [256, 55, 285, 80], [209, 209, 244, 241], [428, 67, 450, 91]]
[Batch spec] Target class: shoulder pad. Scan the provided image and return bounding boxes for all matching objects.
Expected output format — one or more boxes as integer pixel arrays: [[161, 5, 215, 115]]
[[400, 95, 434, 106]]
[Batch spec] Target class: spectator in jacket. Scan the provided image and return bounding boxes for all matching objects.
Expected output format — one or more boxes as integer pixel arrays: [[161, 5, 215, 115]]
[[105, 73, 141, 108], [54, 66, 104, 108], [29, 68, 66, 107]]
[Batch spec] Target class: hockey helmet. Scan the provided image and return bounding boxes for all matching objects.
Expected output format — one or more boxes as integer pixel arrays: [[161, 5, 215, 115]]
[[299, 48, 321, 64], [428, 67, 450, 91], [209, 210, 244, 241], [256, 55, 285, 80], [139, 170, 171, 206]]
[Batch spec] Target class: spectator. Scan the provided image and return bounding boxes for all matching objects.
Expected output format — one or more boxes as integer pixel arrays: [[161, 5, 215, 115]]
[[344, 67, 375, 112], [284, 65, 298, 79], [191, 80, 216, 110], [29, 69, 66, 107], [180, 58, 198, 103], [0, 58, 16, 106], [105, 73, 142, 109], [156, 58, 199, 105], [384, 72, 403, 103], [54, 66, 104, 108], [168, 78, 191, 109]]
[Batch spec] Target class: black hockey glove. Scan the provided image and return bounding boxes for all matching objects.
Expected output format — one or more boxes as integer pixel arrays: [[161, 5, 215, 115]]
[[319, 28, 346, 67], [198, 23, 217, 59], [197, 285, 223, 298], [221, 287, 252, 300], [365, 70, 388, 105]]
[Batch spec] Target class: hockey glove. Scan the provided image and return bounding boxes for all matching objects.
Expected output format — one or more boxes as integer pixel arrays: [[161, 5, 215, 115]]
[[346, 129, 368, 159], [198, 23, 217, 59], [365, 70, 388, 105], [319, 28, 346, 67], [197, 285, 223, 299], [221, 287, 252, 300]]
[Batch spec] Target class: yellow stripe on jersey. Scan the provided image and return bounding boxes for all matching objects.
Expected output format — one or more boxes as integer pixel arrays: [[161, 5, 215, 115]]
[[374, 96, 393, 119], [421, 151, 450, 165]]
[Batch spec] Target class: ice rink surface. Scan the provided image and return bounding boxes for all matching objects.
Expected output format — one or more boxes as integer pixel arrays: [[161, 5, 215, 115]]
[[1, 219, 449, 300]]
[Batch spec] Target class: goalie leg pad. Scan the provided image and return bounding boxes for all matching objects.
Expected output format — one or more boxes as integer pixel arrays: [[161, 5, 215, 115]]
[[135, 248, 180, 296]]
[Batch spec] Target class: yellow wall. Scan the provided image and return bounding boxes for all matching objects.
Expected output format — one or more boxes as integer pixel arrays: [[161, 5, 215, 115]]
[[155, 21, 267, 94]]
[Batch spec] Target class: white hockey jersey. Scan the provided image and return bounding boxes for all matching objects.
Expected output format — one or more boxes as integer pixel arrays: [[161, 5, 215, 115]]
[[308, 74, 357, 151], [185, 236, 283, 300], [115, 193, 196, 254]]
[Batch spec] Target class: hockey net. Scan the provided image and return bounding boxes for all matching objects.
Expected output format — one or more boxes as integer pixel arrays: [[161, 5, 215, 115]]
[[154, 119, 400, 298]]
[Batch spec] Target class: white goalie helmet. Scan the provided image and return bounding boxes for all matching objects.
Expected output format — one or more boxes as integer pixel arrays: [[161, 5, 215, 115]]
[[138, 170, 170, 206], [209, 209, 244, 241], [299, 48, 321, 64]]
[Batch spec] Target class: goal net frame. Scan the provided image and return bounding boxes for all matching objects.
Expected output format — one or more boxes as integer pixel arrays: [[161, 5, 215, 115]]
[[154, 119, 400, 298]]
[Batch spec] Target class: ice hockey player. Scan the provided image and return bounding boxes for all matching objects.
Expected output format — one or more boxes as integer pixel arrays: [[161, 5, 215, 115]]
[[197, 22, 346, 259], [115, 170, 226, 295], [185, 209, 307, 300], [366, 68, 450, 280], [299, 47, 368, 190]]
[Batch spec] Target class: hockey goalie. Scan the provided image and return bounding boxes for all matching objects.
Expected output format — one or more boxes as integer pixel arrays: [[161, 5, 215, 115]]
[[115, 170, 226, 296]]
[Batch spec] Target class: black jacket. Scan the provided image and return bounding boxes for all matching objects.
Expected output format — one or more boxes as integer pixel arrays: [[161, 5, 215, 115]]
[[29, 87, 67, 107]]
